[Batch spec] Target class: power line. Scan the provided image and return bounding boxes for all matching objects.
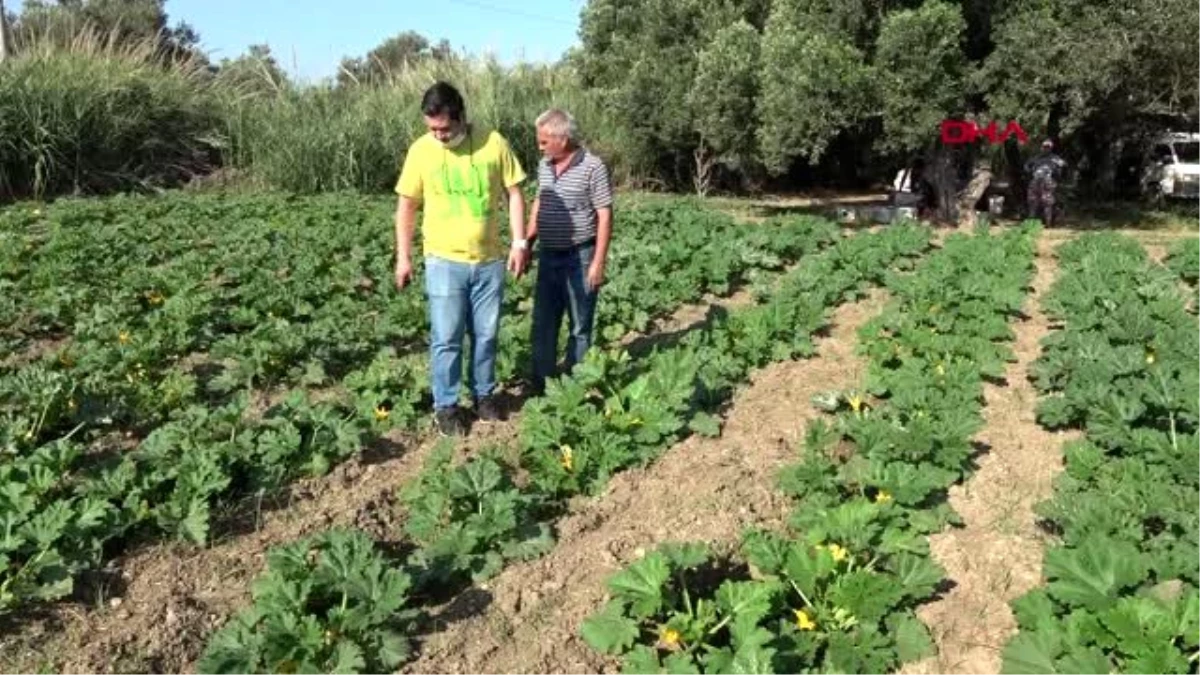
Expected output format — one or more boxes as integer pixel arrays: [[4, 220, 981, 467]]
[[444, 0, 578, 27]]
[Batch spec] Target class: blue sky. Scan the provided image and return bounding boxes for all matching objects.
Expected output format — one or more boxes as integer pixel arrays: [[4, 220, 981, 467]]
[[10, 0, 586, 82]]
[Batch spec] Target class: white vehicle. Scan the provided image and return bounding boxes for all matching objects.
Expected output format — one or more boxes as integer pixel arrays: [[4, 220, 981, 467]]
[[1142, 132, 1200, 201]]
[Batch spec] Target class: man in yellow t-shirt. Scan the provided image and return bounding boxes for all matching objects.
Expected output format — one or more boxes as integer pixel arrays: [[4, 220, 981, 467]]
[[394, 81, 528, 436]]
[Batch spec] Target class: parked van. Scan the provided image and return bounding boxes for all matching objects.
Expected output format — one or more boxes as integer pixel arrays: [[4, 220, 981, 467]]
[[1141, 132, 1200, 201]]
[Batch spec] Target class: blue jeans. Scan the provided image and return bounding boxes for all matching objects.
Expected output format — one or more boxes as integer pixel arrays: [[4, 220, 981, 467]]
[[531, 243, 599, 391], [424, 256, 505, 410]]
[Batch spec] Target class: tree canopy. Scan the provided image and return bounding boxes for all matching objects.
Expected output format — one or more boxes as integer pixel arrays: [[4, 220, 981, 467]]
[[5, 0, 1196, 198], [337, 30, 454, 87], [574, 0, 1199, 193]]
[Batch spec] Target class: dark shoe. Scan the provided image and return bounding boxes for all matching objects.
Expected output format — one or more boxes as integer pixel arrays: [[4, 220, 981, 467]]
[[476, 396, 503, 422], [434, 406, 467, 437], [528, 379, 546, 399]]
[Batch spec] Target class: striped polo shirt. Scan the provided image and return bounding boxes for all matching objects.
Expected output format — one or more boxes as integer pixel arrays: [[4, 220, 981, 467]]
[[535, 149, 613, 250]]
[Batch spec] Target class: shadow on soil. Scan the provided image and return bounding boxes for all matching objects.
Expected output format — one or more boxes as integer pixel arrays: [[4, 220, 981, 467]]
[[740, 196, 895, 225], [1062, 199, 1199, 231], [624, 303, 732, 360]]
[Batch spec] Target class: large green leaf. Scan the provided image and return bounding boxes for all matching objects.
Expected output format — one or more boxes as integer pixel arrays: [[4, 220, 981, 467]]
[[888, 552, 944, 601], [581, 601, 640, 655], [659, 542, 710, 571], [1044, 539, 1148, 611], [608, 552, 671, 618], [825, 570, 905, 624], [1055, 647, 1110, 674], [1001, 627, 1064, 674], [888, 611, 935, 663]]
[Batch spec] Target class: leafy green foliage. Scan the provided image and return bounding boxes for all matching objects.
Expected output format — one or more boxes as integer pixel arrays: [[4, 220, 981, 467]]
[[1, 194, 836, 614], [195, 208, 929, 672], [757, 20, 875, 172], [982, 0, 1197, 141], [1165, 238, 1199, 287], [400, 442, 553, 587], [1002, 232, 1200, 674], [523, 225, 930, 503], [584, 223, 1039, 673], [582, 543, 779, 672], [875, 1, 969, 154], [196, 529, 418, 674], [691, 20, 762, 170]]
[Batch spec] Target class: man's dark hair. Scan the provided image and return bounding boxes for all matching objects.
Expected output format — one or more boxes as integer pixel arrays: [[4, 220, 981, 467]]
[[421, 81, 465, 122]]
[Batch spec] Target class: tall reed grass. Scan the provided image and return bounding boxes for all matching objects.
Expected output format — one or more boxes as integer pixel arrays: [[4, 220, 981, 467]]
[[1, 26, 622, 200], [0, 25, 222, 200], [221, 56, 616, 192]]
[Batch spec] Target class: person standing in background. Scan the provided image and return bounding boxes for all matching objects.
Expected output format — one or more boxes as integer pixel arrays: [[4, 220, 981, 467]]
[[393, 81, 529, 436], [1025, 139, 1067, 227], [526, 108, 614, 396]]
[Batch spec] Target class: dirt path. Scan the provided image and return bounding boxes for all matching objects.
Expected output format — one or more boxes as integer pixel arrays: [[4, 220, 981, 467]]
[[1145, 243, 1169, 264], [404, 290, 888, 675], [900, 234, 1076, 674], [0, 280, 789, 675]]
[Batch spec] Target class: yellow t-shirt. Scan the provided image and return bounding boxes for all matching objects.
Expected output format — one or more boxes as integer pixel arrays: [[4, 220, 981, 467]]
[[395, 127, 526, 263]]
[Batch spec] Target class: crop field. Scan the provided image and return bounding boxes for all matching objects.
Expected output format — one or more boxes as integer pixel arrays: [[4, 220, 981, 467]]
[[0, 192, 1197, 675]]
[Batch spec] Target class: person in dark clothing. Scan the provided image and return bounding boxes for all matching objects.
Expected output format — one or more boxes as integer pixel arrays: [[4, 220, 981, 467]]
[[1025, 140, 1067, 227]]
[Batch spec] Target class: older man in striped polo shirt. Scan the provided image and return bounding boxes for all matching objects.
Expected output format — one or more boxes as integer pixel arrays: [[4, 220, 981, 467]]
[[526, 108, 614, 395]]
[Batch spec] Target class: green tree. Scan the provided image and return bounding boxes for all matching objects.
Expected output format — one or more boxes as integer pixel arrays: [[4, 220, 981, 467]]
[[570, 0, 1197, 198], [875, 1, 970, 221], [689, 19, 761, 192], [12, 0, 202, 62], [875, 1, 968, 155], [578, 0, 768, 186], [982, 0, 1197, 193], [336, 30, 453, 87], [757, 8, 876, 174]]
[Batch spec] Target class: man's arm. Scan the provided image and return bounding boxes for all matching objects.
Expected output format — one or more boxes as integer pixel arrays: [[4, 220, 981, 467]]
[[394, 196, 418, 288], [586, 160, 615, 291], [527, 193, 540, 245], [393, 144, 424, 289], [507, 185, 527, 244], [506, 185, 528, 277], [594, 205, 612, 267]]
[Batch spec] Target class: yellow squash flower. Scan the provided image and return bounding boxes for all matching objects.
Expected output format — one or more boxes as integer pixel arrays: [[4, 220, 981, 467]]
[[875, 490, 893, 504], [794, 609, 817, 631], [827, 543, 849, 562], [658, 626, 682, 649], [848, 393, 864, 413], [373, 406, 390, 421], [117, 331, 131, 345], [559, 445, 574, 472]]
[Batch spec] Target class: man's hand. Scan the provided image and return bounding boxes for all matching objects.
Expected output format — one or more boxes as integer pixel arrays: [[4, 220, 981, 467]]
[[586, 259, 605, 292], [507, 246, 528, 278], [395, 257, 414, 289]]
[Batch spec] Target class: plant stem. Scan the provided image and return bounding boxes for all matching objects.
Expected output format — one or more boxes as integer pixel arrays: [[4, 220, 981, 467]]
[[790, 579, 814, 608]]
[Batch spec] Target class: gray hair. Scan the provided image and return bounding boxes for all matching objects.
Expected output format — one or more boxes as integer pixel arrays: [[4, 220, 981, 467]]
[[535, 108, 579, 142]]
